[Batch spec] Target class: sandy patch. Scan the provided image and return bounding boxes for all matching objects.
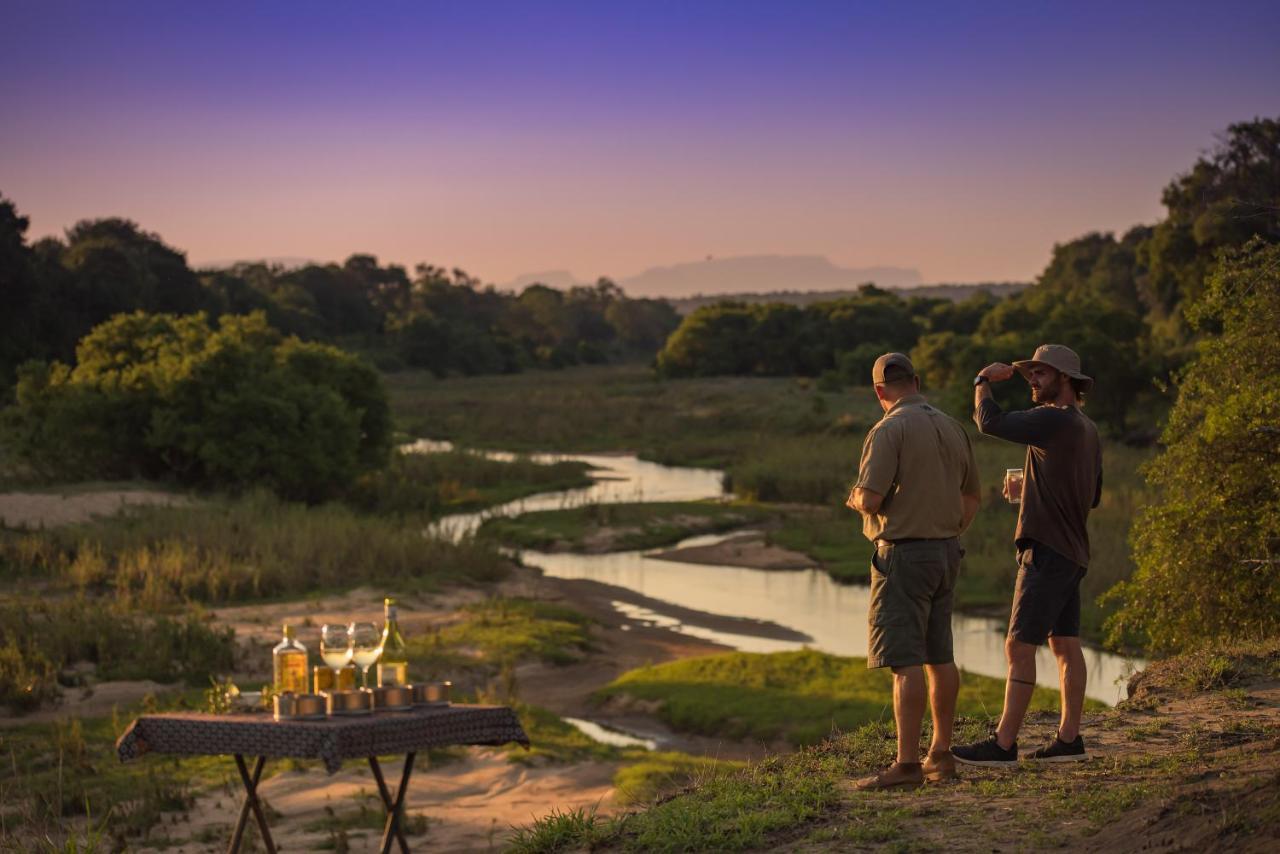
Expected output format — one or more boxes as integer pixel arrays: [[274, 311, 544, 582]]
[[145, 749, 619, 852], [648, 531, 816, 570], [0, 489, 191, 529], [0, 679, 174, 729]]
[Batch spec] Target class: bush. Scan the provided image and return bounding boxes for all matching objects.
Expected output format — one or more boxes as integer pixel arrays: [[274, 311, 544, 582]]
[[1, 311, 391, 500], [1104, 240, 1280, 653], [0, 597, 236, 711], [0, 491, 511, 608]]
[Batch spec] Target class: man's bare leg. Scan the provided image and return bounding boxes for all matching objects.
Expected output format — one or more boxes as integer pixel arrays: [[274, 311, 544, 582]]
[[925, 662, 959, 754], [1048, 636, 1086, 741], [995, 638, 1037, 750], [891, 665, 926, 763]]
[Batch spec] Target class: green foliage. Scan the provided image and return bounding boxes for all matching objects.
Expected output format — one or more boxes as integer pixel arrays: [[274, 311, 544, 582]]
[[656, 286, 917, 379], [476, 500, 771, 551], [613, 752, 743, 805], [386, 365, 880, 469], [0, 491, 508, 608], [345, 449, 591, 517], [1142, 118, 1280, 334], [1105, 240, 1280, 653], [0, 597, 236, 711], [597, 649, 1072, 746], [1, 311, 391, 500], [409, 597, 595, 672]]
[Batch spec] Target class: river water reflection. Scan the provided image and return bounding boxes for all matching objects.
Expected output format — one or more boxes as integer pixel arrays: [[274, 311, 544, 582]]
[[421, 442, 1140, 704]]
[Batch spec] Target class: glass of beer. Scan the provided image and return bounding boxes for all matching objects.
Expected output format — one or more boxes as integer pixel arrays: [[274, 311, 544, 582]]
[[1005, 468, 1024, 504]]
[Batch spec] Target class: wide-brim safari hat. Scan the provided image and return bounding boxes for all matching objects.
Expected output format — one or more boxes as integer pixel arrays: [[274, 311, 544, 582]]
[[1012, 344, 1094, 394]]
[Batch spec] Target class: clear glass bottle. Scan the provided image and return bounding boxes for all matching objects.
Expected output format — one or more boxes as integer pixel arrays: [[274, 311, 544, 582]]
[[377, 597, 409, 686], [272, 623, 309, 696]]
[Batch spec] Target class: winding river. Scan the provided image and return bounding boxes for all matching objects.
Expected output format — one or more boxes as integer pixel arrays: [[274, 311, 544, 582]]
[[417, 441, 1140, 704]]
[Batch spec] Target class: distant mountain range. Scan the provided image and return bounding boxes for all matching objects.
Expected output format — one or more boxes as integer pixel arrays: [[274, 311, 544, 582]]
[[503, 254, 925, 298]]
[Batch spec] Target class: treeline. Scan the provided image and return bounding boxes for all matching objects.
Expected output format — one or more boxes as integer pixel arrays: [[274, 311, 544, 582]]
[[657, 118, 1280, 441], [0, 208, 681, 392], [665, 281, 1027, 315]]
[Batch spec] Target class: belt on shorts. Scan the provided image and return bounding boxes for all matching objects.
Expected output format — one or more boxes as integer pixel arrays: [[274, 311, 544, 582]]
[[874, 536, 955, 548]]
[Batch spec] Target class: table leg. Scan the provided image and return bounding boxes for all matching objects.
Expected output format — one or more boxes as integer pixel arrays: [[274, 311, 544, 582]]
[[228, 755, 276, 854], [369, 754, 416, 854]]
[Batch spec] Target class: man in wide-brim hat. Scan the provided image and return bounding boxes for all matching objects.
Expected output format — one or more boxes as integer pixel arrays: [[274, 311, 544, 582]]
[[953, 344, 1102, 767]]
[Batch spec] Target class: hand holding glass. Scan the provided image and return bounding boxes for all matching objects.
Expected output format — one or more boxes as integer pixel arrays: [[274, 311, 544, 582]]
[[349, 622, 382, 689], [1004, 468, 1024, 504]]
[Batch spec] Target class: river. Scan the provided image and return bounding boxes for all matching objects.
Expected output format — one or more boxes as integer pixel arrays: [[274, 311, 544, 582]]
[[418, 441, 1140, 704]]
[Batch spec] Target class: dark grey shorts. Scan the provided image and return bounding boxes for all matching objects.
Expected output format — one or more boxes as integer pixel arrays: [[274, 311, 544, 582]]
[[867, 538, 963, 669], [1008, 539, 1085, 645]]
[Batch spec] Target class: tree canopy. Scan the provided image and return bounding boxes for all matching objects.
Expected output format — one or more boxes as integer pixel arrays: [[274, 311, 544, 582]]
[[1104, 239, 1280, 652], [1, 312, 391, 501]]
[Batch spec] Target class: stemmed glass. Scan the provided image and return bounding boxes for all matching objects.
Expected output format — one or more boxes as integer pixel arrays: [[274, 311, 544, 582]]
[[320, 624, 354, 673], [349, 622, 382, 689]]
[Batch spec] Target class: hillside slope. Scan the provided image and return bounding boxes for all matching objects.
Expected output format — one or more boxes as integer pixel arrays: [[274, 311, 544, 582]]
[[511, 642, 1280, 852]]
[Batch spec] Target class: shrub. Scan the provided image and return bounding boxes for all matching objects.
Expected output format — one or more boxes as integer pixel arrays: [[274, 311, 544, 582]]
[[1, 311, 391, 500], [1104, 240, 1280, 653]]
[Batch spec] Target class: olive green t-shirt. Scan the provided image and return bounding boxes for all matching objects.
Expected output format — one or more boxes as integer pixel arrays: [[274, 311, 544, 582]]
[[854, 395, 981, 542]]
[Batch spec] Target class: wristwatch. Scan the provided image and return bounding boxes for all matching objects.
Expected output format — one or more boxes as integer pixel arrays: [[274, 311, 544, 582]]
[[973, 375, 990, 386]]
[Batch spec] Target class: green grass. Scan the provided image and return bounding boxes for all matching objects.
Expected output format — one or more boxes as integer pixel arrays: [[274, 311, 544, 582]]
[[477, 500, 770, 552], [596, 650, 1094, 746], [384, 365, 1151, 644], [0, 596, 235, 712], [384, 365, 881, 468], [408, 597, 598, 677], [0, 689, 242, 850], [345, 449, 592, 518], [0, 489, 509, 609], [612, 752, 745, 805]]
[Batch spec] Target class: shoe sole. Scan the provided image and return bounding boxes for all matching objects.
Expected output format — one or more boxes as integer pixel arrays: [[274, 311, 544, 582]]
[[924, 773, 958, 783], [1025, 753, 1089, 763], [953, 757, 1018, 767]]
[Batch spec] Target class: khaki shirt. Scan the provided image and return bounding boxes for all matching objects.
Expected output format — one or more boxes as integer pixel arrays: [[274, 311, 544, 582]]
[[854, 394, 980, 542]]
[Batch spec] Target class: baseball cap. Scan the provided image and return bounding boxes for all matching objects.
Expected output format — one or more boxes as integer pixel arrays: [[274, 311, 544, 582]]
[[872, 352, 915, 385]]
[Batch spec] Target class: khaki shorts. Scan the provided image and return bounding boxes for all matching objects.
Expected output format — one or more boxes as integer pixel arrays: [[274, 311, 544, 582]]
[[867, 538, 963, 669]]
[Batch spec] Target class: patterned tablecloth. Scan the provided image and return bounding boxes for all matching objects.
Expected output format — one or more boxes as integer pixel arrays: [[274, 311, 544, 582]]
[[116, 704, 529, 774]]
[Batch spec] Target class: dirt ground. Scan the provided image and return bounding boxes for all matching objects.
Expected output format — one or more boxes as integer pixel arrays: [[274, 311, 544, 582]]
[[648, 531, 816, 570], [76, 566, 778, 852]]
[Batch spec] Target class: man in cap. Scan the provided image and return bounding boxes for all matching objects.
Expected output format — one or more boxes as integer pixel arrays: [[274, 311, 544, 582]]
[[847, 352, 981, 789], [953, 344, 1102, 767]]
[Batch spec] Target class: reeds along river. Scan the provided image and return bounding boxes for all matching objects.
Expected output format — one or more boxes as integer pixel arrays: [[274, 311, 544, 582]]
[[414, 441, 1141, 704]]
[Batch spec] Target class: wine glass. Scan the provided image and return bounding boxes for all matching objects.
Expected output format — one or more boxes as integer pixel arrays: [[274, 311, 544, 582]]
[[349, 622, 382, 689], [320, 624, 353, 673]]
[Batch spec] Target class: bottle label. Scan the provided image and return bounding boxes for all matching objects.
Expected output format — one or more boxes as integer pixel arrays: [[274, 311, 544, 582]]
[[386, 605, 398, 621], [275, 654, 307, 695], [378, 661, 408, 686]]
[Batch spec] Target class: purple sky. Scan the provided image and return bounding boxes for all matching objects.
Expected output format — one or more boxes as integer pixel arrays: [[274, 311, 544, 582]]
[[2, 0, 1277, 292]]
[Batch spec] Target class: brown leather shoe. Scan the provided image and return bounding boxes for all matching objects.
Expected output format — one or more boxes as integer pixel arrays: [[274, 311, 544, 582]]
[[923, 749, 958, 782], [853, 762, 924, 790]]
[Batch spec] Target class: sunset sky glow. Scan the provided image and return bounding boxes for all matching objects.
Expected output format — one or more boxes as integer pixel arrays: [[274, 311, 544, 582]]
[[2, 0, 1278, 292]]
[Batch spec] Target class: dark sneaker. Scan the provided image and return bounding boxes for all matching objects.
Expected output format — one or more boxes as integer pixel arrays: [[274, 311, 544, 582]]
[[952, 737, 1018, 767], [922, 749, 958, 782], [1026, 733, 1088, 762], [853, 762, 924, 790]]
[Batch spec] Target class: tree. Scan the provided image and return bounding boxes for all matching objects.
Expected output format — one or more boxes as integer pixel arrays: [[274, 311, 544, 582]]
[[1, 312, 391, 500], [1104, 239, 1280, 653], [1141, 118, 1280, 336]]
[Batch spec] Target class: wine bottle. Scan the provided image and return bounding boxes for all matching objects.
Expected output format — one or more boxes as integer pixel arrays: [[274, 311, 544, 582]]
[[377, 597, 409, 686], [272, 624, 308, 696]]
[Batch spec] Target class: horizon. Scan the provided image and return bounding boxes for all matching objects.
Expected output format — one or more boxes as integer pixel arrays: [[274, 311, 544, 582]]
[[2, 0, 1278, 294]]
